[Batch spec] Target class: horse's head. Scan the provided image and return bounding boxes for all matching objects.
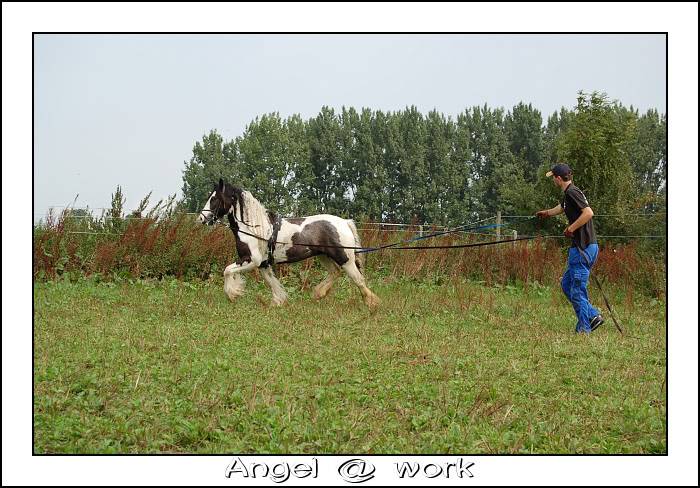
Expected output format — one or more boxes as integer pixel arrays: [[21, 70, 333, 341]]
[[199, 178, 232, 225]]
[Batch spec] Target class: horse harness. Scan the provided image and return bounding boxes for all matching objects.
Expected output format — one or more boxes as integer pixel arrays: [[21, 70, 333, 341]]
[[226, 211, 282, 269], [259, 213, 282, 268]]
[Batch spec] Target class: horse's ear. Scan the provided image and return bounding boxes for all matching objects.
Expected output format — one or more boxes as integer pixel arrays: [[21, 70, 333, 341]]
[[217, 178, 224, 191]]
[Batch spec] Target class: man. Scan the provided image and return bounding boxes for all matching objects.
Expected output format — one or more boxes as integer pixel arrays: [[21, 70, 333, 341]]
[[536, 163, 604, 334]]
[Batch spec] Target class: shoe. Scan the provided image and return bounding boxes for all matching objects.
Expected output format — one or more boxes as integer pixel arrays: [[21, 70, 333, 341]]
[[590, 315, 605, 331]]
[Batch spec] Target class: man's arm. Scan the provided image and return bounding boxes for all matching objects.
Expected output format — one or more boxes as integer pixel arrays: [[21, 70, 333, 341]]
[[566, 206, 594, 233], [565, 188, 594, 233], [536, 204, 564, 218]]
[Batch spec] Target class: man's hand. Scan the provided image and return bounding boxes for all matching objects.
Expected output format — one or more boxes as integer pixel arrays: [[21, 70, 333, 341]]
[[564, 226, 575, 238], [536, 210, 549, 219]]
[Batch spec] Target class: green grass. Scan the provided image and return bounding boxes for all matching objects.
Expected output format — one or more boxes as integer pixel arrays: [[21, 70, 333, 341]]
[[33, 273, 666, 454]]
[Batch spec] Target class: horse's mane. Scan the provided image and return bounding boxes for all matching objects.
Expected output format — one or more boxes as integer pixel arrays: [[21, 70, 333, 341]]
[[227, 185, 272, 238]]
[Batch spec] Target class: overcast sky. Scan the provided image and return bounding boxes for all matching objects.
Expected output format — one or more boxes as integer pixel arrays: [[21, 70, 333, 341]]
[[33, 34, 666, 218]]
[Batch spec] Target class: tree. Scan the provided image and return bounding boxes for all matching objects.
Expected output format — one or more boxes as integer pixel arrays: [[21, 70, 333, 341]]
[[182, 130, 227, 212], [234, 113, 296, 214], [308, 106, 346, 214], [615, 106, 667, 238], [285, 114, 314, 216], [425, 110, 460, 225], [630, 108, 667, 208], [493, 157, 539, 217], [397, 106, 429, 223], [453, 111, 476, 221], [504, 102, 545, 184], [346, 108, 388, 221], [542, 107, 572, 167], [463, 104, 516, 216], [382, 110, 404, 222], [553, 91, 636, 234], [179, 97, 665, 233]]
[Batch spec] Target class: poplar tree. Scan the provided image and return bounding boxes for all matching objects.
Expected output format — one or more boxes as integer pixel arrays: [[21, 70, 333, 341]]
[[182, 130, 227, 212]]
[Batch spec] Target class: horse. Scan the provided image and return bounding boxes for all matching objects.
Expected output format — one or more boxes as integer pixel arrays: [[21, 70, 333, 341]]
[[199, 179, 380, 310]]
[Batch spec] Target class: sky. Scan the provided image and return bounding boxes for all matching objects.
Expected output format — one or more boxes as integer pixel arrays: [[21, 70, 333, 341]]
[[33, 34, 666, 218]]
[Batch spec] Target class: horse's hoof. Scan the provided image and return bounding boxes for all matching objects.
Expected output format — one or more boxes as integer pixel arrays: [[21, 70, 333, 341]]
[[224, 284, 243, 301], [224, 275, 245, 302], [224, 286, 244, 302], [365, 294, 381, 312], [312, 283, 332, 300]]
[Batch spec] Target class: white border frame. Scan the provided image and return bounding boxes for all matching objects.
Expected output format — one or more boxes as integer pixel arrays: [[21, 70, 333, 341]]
[[4, 2, 697, 486]]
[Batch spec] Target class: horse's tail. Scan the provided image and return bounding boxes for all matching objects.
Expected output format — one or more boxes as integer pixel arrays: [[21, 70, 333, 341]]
[[346, 219, 365, 274]]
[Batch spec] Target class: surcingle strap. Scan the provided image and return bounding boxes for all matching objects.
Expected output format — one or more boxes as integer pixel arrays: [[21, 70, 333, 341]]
[[261, 213, 282, 268]]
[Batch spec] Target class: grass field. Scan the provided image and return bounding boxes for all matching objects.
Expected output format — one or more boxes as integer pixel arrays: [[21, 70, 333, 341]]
[[33, 273, 666, 454]]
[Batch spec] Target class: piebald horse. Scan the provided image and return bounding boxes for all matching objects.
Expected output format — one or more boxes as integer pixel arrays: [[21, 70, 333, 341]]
[[199, 179, 380, 310]]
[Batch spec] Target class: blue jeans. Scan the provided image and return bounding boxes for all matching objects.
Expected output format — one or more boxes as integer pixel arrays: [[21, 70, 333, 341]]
[[561, 244, 601, 333]]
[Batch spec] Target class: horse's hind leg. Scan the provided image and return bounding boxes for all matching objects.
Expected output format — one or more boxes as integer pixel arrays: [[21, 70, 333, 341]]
[[313, 256, 341, 300], [341, 259, 380, 311], [260, 266, 288, 306]]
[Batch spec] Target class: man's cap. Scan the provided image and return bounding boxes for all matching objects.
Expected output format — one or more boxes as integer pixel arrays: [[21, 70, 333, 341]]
[[545, 163, 572, 178]]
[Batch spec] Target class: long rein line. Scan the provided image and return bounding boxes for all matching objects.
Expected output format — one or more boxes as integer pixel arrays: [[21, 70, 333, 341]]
[[222, 214, 537, 253]]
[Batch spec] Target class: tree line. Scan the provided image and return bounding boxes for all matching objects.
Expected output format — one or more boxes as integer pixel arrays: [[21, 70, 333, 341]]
[[181, 92, 666, 236]]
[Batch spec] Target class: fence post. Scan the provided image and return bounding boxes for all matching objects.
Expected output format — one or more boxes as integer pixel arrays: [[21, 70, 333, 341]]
[[513, 229, 517, 245], [496, 211, 501, 239], [419, 224, 423, 238]]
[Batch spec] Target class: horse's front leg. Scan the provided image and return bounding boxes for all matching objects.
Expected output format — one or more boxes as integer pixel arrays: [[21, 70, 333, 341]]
[[259, 266, 288, 306], [223, 260, 259, 301]]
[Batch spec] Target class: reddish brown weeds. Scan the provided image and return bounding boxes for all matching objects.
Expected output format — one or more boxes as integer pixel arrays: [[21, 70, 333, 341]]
[[33, 216, 664, 296]]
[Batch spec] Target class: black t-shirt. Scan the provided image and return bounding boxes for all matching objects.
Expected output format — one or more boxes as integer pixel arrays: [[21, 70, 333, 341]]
[[561, 183, 597, 249]]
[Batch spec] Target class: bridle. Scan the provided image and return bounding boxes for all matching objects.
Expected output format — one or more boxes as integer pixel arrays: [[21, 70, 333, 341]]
[[199, 204, 223, 226], [199, 191, 260, 229]]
